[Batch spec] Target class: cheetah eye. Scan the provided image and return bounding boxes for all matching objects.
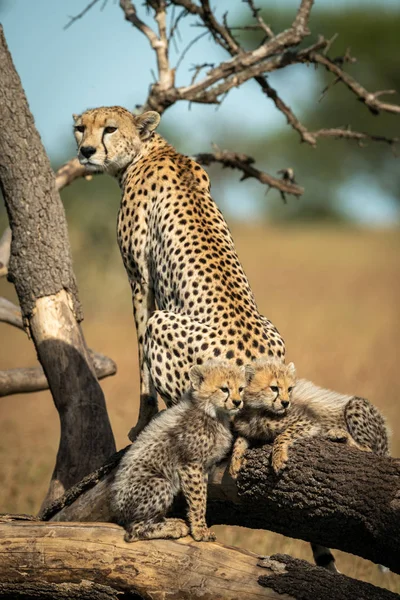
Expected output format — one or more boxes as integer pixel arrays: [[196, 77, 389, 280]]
[[220, 386, 229, 394], [238, 386, 245, 393], [104, 126, 117, 134], [74, 125, 85, 133], [288, 386, 294, 393], [270, 386, 279, 393]]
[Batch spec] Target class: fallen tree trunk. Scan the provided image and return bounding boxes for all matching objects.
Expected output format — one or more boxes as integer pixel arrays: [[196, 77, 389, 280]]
[[0, 520, 397, 600], [0, 26, 116, 508], [41, 439, 400, 574]]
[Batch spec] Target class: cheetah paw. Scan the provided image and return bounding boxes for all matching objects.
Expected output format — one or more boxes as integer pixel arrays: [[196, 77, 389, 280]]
[[271, 448, 288, 475], [229, 456, 244, 480], [191, 526, 216, 542], [326, 428, 349, 444]]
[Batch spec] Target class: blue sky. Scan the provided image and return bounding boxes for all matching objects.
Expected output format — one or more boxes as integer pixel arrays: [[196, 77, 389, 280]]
[[1, 0, 399, 224]]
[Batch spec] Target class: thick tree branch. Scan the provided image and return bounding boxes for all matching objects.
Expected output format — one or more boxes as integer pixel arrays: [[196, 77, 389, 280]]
[[0, 520, 397, 600], [0, 351, 117, 397], [40, 439, 400, 574]]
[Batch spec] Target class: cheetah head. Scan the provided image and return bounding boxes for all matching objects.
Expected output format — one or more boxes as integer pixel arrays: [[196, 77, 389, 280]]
[[189, 360, 252, 418], [243, 359, 296, 415], [73, 106, 160, 175]]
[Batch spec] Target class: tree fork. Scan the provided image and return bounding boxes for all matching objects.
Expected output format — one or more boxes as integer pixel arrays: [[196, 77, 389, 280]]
[[0, 26, 116, 508]]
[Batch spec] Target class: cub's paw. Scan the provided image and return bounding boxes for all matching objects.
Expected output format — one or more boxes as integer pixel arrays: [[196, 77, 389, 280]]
[[326, 428, 349, 444], [271, 446, 289, 475], [124, 528, 139, 543], [191, 526, 216, 542], [229, 456, 244, 480]]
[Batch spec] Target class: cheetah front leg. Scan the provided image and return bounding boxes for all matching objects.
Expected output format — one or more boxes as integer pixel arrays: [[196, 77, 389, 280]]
[[271, 420, 320, 475], [229, 436, 249, 480], [128, 281, 158, 441], [179, 464, 216, 542]]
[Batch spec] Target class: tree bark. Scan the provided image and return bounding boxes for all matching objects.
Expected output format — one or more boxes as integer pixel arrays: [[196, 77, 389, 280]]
[[0, 520, 396, 600], [0, 26, 116, 508], [41, 440, 400, 574], [0, 350, 116, 397]]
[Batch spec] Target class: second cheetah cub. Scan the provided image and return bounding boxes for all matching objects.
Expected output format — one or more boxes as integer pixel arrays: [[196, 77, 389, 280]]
[[112, 361, 248, 543], [230, 359, 389, 477]]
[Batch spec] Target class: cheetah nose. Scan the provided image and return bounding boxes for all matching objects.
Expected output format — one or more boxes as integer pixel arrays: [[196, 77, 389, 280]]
[[232, 399, 242, 408], [80, 146, 96, 159], [281, 399, 289, 409]]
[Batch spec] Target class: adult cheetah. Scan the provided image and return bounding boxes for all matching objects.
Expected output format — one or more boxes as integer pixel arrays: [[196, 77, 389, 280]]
[[74, 106, 285, 437]]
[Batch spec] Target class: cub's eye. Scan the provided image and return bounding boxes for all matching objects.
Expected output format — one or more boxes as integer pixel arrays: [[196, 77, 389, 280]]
[[238, 386, 245, 393], [104, 126, 117, 134], [220, 386, 229, 394], [288, 386, 294, 393], [270, 386, 279, 393], [74, 125, 85, 133]]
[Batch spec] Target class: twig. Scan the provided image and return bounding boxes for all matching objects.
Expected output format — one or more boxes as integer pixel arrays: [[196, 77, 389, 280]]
[[244, 0, 274, 38], [175, 30, 210, 73], [64, 0, 102, 30], [307, 52, 400, 115], [195, 149, 303, 198]]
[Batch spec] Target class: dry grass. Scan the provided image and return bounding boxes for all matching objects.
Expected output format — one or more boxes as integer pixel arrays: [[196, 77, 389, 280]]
[[0, 224, 399, 592]]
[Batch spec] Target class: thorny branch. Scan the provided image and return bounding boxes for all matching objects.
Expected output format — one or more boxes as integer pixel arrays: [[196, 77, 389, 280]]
[[63, 0, 399, 199]]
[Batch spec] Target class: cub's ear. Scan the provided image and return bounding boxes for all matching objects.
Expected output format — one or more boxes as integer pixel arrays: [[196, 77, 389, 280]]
[[244, 363, 256, 384], [286, 362, 296, 378], [136, 111, 161, 139], [72, 113, 80, 122], [189, 365, 204, 390]]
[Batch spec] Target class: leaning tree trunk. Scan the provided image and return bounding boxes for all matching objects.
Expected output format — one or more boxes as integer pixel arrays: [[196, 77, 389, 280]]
[[40, 439, 400, 574], [0, 26, 116, 508], [0, 519, 398, 600]]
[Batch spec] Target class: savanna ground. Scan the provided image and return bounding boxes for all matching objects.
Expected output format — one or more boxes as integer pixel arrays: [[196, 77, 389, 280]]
[[0, 223, 399, 593]]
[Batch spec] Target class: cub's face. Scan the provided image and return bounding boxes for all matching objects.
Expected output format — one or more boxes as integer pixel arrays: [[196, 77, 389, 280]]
[[73, 106, 160, 175], [243, 360, 296, 416], [189, 362, 251, 417]]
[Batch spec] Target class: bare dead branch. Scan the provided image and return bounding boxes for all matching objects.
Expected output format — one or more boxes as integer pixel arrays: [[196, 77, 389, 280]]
[[244, 0, 274, 38], [1, 521, 398, 600], [0, 227, 11, 277], [195, 149, 303, 197], [55, 157, 91, 190], [0, 350, 117, 398], [64, 0, 102, 30], [255, 75, 317, 145], [312, 127, 398, 148], [120, 0, 175, 93], [0, 297, 23, 329], [307, 52, 400, 115]]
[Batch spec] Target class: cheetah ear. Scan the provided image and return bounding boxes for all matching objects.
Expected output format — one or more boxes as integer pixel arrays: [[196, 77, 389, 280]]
[[72, 113, 80, 122], [244, 363, 255, 384], [189, 365, 204, 390], [286, 362, 296, 378], [136, 111, 160, 139]]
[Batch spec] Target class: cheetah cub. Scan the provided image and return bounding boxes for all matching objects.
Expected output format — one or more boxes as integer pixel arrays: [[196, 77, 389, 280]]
[[230, 359, 389, 478], [112, 361, 248, 543]]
